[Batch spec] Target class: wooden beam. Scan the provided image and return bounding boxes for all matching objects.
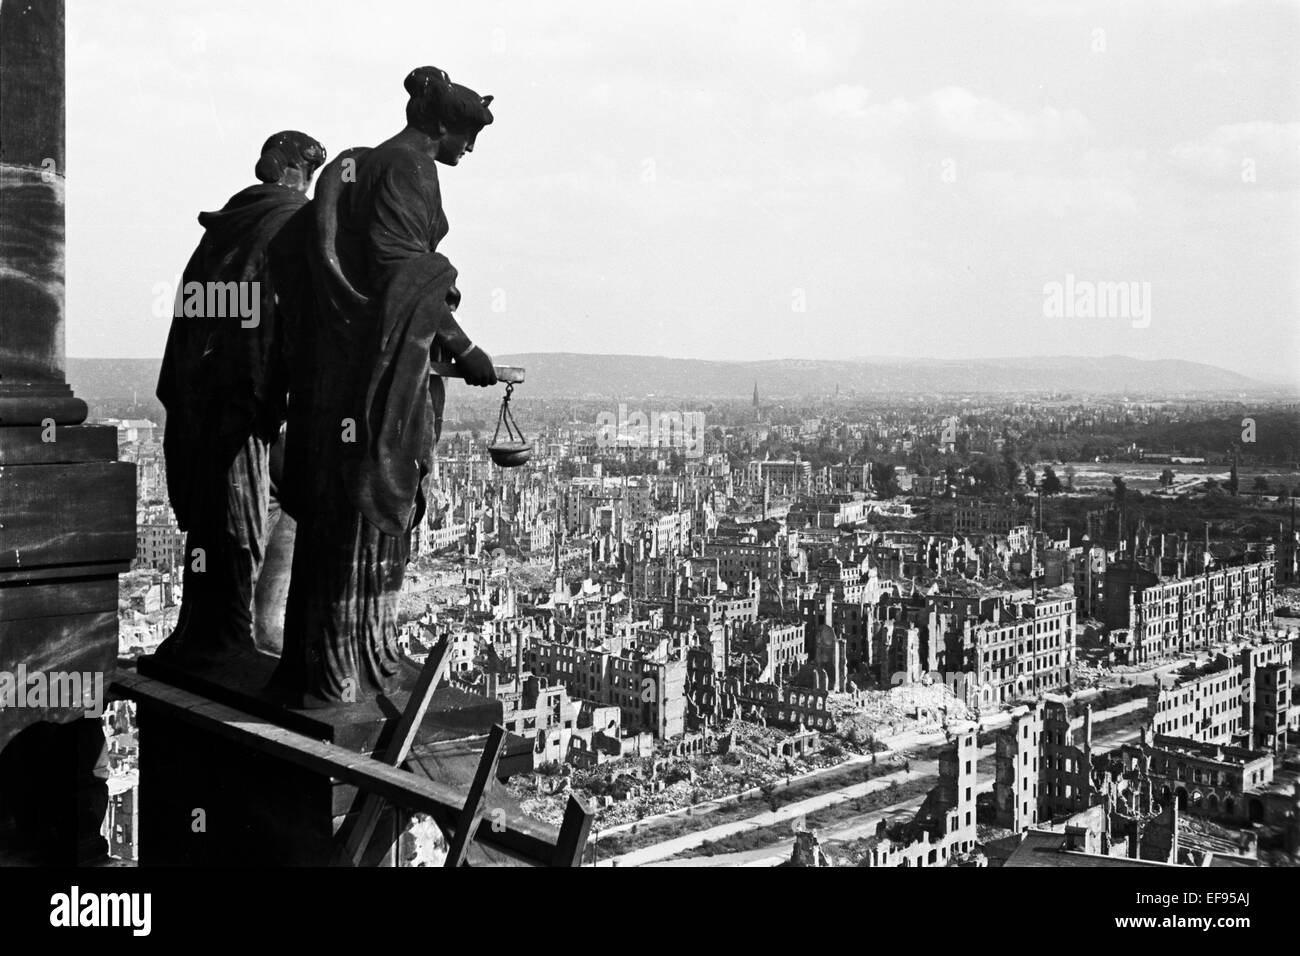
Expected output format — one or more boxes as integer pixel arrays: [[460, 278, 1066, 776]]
[[552, 793, 595, 867], [379, 635, 453, 764], [444, 723, 507, 867], [335, 634, 452, 865], [113, 670, 562, 864]]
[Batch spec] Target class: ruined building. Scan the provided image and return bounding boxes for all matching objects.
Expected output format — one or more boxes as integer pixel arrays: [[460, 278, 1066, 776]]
[[684, 644, 838, 734], [526, 638, 687, 739], [993, 701, 1184, 863], [992, 697, 1297, 844], [873, 588, 1076, 707], [1116, 733, 1277, 825], [863, 731, 978, 867], [1105, 556, 1275, 664], [1150, 634, 1295, 753]]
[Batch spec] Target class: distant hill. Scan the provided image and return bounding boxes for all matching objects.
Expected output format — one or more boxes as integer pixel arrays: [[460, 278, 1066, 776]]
[[491, 353, 1271, 399], [67, 353, 1273, 405]]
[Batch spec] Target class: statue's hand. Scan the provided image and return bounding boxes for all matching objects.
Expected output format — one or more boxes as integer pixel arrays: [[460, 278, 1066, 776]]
[[446, 284, 461, 313], [455, 344, 498, 387]]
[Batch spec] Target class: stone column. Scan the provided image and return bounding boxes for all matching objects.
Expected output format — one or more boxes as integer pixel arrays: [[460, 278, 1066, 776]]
[[0, 0, 136, 864], [0, 0, 84, 425]]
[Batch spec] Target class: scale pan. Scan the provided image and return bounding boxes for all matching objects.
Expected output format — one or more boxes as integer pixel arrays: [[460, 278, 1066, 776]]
[[488, 441, 534, 467]]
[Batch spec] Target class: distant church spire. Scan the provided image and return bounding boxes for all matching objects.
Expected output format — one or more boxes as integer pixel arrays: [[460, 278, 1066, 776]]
[[752, 381, 759, 407]]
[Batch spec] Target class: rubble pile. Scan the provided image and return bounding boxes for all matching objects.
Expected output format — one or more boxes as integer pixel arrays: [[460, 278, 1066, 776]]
[[841, 682, 974, 736], [1072, 660, 1106, 689], [1274, 586, 1300, 617], [507, 719, 844, 827]]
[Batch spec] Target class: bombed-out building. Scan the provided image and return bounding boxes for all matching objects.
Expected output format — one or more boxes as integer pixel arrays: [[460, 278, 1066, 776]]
[[1105, 556, 1275, 664], [863, 731, 978, 867]]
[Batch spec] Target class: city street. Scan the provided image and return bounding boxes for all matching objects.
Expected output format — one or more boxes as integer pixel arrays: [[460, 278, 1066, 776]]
[[600, 696, 1149, 867]]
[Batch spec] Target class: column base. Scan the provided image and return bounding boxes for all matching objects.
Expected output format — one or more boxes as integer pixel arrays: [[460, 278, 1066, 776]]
[[0, 382, 87, 426]]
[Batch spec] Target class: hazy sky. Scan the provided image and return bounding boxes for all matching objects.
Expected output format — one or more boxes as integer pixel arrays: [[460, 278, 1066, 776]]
[[66, 0, 1299, 382]]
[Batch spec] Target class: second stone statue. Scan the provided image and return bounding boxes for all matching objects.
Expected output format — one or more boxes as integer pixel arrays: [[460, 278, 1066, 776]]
[[270, 66, 500, 707]]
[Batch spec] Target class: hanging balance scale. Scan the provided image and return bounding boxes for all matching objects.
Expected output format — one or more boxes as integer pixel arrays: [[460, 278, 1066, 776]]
[[429, 361, 533, 467]]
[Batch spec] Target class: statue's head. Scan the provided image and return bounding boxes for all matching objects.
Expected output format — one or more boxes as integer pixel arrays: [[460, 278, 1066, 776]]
[[255, 131, 327, 192], [404, 66, 494, 165]]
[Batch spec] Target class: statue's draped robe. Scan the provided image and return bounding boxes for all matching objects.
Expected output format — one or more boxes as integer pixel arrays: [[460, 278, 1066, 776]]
[[275, 146, 458, 703], [156, 184, 308, 653]]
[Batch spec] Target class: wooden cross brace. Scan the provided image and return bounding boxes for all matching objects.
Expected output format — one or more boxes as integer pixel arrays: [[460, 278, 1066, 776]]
[[333, 632, 594, 866], [333, 633, 453, 866]]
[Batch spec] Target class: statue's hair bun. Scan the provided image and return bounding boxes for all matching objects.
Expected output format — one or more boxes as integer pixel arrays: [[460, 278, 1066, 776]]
[[404, 66, 493, 133], [254, 152, 286, 183], [405, 66, 450, 99], [255, 130, 327, 184]]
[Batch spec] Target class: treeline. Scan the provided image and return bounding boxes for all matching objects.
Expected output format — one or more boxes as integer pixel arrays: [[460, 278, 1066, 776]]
[[1133, 412, 1300, 463], [978, 413, 1300, 465], [1041, 490, 1294, 545]]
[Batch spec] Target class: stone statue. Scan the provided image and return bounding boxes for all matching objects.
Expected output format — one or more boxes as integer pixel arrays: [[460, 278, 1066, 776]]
[[155, 131, 326, 661], [272, 67, 498, 706]]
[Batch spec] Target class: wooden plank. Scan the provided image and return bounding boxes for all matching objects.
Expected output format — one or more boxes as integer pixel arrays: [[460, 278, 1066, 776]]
[[551, 793, 595, 867], [428, 362, 525, 385], [335, 634, 451, 865], [377, 634, 452, 764], [113, 669, 562, 864], [444, 724, 507, 867]]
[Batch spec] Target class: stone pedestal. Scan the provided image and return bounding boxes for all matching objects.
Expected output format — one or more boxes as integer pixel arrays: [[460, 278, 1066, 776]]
[[0, 426, 134, 753], [135, 702, 402, 866], [0, 424, 134, 865]]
